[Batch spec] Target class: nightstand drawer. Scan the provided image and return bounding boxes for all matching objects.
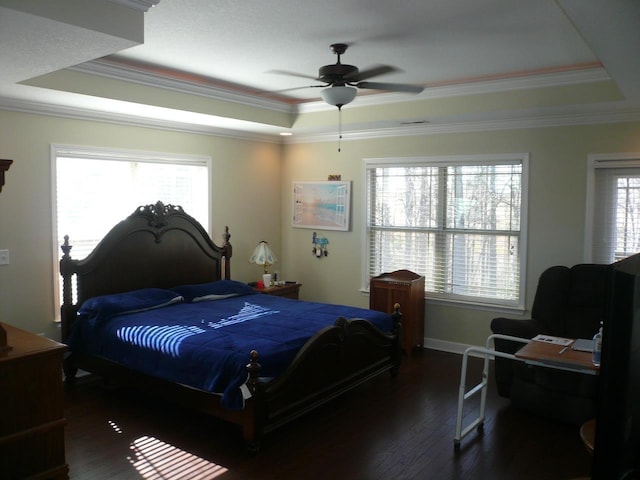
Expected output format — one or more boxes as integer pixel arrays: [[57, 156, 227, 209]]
[[255, 283, 301, 299]]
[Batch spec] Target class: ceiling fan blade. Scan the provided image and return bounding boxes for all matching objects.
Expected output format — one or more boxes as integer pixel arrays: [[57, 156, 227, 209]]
[[267, 69, 320, 81], [347, 65, 400, 82], [357, 81, 424, 94], [266, 84, 326, 94]]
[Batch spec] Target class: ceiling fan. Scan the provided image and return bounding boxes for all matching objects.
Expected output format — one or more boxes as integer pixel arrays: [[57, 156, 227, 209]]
[[271, 43, 424, 109]]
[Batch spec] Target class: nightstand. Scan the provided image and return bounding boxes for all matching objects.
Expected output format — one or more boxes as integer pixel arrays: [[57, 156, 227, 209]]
[[255, 283, 301, 299], [369, 270, 425, 354]]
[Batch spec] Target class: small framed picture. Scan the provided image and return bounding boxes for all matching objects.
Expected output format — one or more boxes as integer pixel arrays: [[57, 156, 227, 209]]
[[292, 181, 351, 231]]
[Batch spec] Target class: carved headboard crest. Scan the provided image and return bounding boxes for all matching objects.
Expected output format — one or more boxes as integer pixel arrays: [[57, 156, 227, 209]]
[[135, 200, 185, 230]]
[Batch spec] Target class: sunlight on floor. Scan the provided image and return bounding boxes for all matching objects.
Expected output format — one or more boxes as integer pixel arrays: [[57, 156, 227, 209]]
[[108, 420, 123, 434], [128, 435, 229, 479]]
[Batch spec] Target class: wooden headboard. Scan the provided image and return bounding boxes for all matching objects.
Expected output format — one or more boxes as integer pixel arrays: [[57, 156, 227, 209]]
[[60, 201, 232, 341]]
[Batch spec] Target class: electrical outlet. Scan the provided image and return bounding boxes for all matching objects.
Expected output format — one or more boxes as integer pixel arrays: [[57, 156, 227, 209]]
[[0, 249, 9, 266]]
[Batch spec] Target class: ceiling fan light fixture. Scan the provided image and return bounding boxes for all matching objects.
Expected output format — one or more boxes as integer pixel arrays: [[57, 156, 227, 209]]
[[320, 86, 357, 108]]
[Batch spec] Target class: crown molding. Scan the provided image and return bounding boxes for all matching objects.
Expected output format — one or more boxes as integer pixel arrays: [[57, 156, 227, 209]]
[[2, 93, 638, 146], [0, 96, 282, 144], [71, 60, 296, 114], [0, 64, 634, 146], [299, 66, 612, 113], [286, 107, 640, 144], [73, 61, 610, 116], [106, 0, 161, 12]]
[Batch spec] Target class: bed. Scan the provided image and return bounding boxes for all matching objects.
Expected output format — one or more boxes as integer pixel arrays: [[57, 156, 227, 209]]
[[60, 201, 402, 452]]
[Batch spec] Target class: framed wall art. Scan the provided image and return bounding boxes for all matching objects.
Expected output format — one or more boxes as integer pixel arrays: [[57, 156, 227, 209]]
[[292, 181, 351, 231]]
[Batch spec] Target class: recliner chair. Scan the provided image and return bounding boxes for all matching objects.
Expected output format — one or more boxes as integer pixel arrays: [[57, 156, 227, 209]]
[[490, 263, 608, 425]]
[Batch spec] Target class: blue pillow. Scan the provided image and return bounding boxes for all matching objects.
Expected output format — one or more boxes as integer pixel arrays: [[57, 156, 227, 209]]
[[78, 288, 183, 322], [171, 280, 255, 303]]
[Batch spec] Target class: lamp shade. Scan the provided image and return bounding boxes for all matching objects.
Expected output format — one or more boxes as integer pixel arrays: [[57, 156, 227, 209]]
[[249, 241, 277, 273], [320, 86, 357, 107]]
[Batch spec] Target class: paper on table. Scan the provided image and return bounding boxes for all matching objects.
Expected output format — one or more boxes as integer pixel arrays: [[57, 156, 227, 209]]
[[571, 338, 594, 352], [532, 334, 573, 346]]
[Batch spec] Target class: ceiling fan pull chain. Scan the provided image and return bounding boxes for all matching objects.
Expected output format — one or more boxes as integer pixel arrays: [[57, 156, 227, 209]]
[[338, 106, 343, 152]]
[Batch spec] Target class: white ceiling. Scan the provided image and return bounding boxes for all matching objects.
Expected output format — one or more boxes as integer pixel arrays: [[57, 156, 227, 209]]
[[1, 0, 639, 139], [115, 0, 597, 99]]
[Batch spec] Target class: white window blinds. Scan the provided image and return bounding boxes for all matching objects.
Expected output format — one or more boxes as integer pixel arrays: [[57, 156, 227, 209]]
[[54, 147, 209, 259], [590, 155, 640, 263], [365, 155, 527, 308], [52, 145, 210, 315]]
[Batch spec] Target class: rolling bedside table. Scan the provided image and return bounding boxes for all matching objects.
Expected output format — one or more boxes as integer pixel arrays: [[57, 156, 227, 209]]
[[255, 283, 301, 299]]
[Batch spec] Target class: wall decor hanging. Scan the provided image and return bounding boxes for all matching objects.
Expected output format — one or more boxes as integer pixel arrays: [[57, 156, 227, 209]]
[[312, 232, 329, 258], [292, 181, 350, 231]]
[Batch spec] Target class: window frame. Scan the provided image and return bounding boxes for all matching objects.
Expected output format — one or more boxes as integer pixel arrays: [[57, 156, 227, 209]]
[[362, 153, 529, 311], [50, 144, 212, 320], [585, 152, 640, 263]]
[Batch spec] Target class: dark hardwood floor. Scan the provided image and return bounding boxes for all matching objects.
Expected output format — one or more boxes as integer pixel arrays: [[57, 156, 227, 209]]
[[63, 349, 593, 480]]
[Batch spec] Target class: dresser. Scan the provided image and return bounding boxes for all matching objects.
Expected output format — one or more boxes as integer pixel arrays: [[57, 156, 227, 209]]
[[0, 323, 68, 480], [369, 270, 425, 354]]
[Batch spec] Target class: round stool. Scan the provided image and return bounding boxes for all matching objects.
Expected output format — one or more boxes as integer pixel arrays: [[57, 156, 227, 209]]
[[580, 418, 596, 455]]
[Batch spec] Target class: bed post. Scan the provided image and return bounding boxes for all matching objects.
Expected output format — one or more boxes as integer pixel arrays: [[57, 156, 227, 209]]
[[222, 226, 232, 280], [243, 350, 266, 454], [60, 235, 80, 381], [59, 235, 76, 343], [391, 303, 403, 376]]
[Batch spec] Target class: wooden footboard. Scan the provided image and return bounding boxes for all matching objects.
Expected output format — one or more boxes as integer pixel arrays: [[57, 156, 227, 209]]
[[243, 305, 402, 452], [64, 305, 402, 453]]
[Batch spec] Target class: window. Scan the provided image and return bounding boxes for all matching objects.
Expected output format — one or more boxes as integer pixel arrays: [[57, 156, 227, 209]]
[[364, 154, 528, 309], [52, 144, 211, 316], [586, 153, 640, 263]]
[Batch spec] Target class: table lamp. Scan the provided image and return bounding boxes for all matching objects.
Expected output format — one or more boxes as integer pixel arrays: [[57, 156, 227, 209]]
[[249, 241, 277, 287]]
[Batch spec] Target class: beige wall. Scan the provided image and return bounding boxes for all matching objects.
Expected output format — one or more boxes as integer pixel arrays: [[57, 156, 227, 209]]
[[282, 122, 640, 349], [2, 107, 640, 351], [0, 110, 282, 338]]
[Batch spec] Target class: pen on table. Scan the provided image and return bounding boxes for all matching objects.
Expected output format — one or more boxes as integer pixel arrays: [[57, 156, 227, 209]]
[[558, 346, 568, 355]]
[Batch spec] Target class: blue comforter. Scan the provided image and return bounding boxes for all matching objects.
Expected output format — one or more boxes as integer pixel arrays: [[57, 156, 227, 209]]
[[68, 285, 392, 410]]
